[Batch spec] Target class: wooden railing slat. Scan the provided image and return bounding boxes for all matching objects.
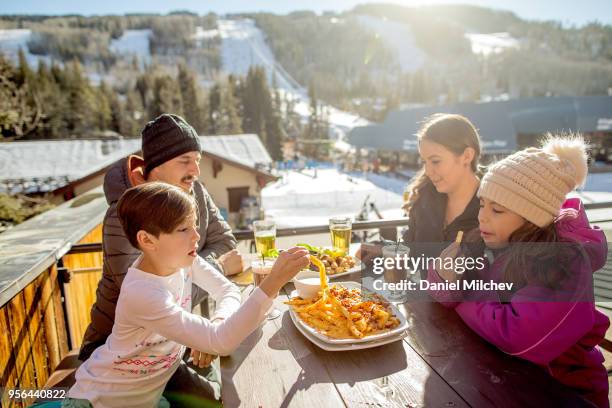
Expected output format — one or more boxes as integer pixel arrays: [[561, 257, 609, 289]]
[[6, 292, 36, 406], [50, 265, 69, 360], [0, 306, 19, 408], [61, 225, 103, 350], [23, 274, 50, 388], [41, 267, 61, 371]]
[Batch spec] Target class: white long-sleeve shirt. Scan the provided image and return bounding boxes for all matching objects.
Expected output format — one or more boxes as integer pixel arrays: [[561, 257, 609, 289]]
[[68, 255, 272, 408]]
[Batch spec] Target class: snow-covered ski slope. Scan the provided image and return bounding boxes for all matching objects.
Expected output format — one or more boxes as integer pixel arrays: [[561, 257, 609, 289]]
[[216, 18, 370, 142], [0, 17, 518, 137], [355, 15, 425, 73]]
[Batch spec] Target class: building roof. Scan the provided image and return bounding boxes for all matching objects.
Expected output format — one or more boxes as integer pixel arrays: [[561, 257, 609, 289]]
[[349, 96, 612, 153], [0, 139, 141, 194], [199, 134, 273, 169], [1, 134, 275, 194]]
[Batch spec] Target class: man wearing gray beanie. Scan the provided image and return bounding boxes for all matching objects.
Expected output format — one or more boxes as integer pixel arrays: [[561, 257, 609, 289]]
[[79, 114, 240, 407]]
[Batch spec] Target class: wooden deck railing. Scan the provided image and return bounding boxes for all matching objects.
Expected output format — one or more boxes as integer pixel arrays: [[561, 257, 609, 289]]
[[0, 225, 102, 408], [0, 188, 106, 408]]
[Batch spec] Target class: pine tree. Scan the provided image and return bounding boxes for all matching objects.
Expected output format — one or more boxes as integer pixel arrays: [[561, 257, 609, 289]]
[[199, 88, 210, 136], [303, 82, 330, 158], [208, 82, 221, 134], [15, 48, 34, 86], [229, 74, 243, 119], [96, 81, 113, 131], [35, 60, 68, 138], [150, 74, 183, 119], [283, 93, 301, 139], [178, 63, 203, 132], [306, 82, 319, 139], [218, 79, 243, 135], [265, 72, 285, 160], [65, 59, 98, 136], [135, 67, 155, 110], [241, 67, 266, 137], [265, 107, 284, 160], [124, 89, 144, 137], [102, 81, 124, 134]]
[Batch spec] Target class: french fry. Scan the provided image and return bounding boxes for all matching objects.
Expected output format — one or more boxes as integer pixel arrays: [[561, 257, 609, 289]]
[[286, 298, 312, 305], [455, 230, 464, 243], [310, 255, 327, 290]]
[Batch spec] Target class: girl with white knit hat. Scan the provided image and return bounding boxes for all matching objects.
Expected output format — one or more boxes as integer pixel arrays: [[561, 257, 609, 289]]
[[429, 134, 610, 407]]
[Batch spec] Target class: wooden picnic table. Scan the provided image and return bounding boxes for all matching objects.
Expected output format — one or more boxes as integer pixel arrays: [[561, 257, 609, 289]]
[[222, 270, 593, 408]]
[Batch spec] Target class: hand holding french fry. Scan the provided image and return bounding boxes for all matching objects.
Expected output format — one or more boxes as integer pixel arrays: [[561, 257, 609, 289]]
[[258, 247, 310, 298], [435, 230, 464, 282]]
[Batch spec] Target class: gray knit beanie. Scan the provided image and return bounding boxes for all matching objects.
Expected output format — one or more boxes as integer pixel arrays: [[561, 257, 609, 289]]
[[142, 114, 202, 177]]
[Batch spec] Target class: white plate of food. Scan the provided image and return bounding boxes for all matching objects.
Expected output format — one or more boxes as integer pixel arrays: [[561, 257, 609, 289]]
[[288, 309, 408, 351], [286, 281, 409, 345]]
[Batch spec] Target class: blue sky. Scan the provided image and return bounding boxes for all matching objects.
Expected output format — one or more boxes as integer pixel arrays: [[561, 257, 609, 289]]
[[0, 0, 610, 27]]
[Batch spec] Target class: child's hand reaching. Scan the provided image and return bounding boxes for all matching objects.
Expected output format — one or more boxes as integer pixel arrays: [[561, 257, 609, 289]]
[[259, 247, 310, 298], [190, 349, 216, 368]]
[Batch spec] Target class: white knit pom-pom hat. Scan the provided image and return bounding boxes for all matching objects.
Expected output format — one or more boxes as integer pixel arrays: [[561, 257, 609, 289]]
[[478, 133, 588, 227]]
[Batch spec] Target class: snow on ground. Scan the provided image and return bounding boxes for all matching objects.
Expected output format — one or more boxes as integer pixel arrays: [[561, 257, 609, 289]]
[[194, 26, 219, 41], [262, 168, 403, 228], [0, 139, 141, 194], [217, 18, 369, 144], [262, 168, 612, 228], [0, 29, 52, 68], [464, 32, 520, 56], [218, 19, 303, 94], [354, 15, 425, 73], [0, 139, 141, 182], [109, 29, 152, 65]]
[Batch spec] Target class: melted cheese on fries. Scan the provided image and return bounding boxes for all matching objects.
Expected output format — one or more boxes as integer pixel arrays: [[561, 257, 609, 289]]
[[286, 284, 401, 339]]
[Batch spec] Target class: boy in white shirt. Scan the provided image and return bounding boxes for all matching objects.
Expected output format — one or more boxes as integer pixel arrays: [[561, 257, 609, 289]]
[[63, 182, 309, 408]]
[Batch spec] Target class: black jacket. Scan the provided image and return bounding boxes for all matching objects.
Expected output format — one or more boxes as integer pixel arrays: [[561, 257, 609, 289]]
[[402, 181, 481, 265]]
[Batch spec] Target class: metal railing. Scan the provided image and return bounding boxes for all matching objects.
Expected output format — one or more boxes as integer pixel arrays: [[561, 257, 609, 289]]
[[65, 200, 612, 255], [66, 218, 412, 254]]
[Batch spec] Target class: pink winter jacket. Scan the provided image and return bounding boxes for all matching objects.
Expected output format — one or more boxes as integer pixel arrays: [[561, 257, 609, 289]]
[[427, 198, 610, 407]]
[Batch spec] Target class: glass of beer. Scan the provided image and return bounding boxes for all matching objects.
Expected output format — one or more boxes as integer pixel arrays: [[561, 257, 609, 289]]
[[382, 244, 411, 304], [251, 258, 280, 320], [253, 220, 276, 257], [251, 259, 274, 288], [329, 216, 352, 256]]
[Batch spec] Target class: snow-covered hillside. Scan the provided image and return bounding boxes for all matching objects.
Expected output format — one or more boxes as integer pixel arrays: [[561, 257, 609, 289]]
[[1, 18, 520, 142], [216, 18, 369, 144], [354, 15, 426, 73], [109, 29, 152, 65], [464, 32, 520, 56], [0, 29, 51, 68]]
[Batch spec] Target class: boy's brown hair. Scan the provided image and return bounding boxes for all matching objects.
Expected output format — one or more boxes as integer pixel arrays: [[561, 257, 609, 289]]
[[117, 182, 197, 249]]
